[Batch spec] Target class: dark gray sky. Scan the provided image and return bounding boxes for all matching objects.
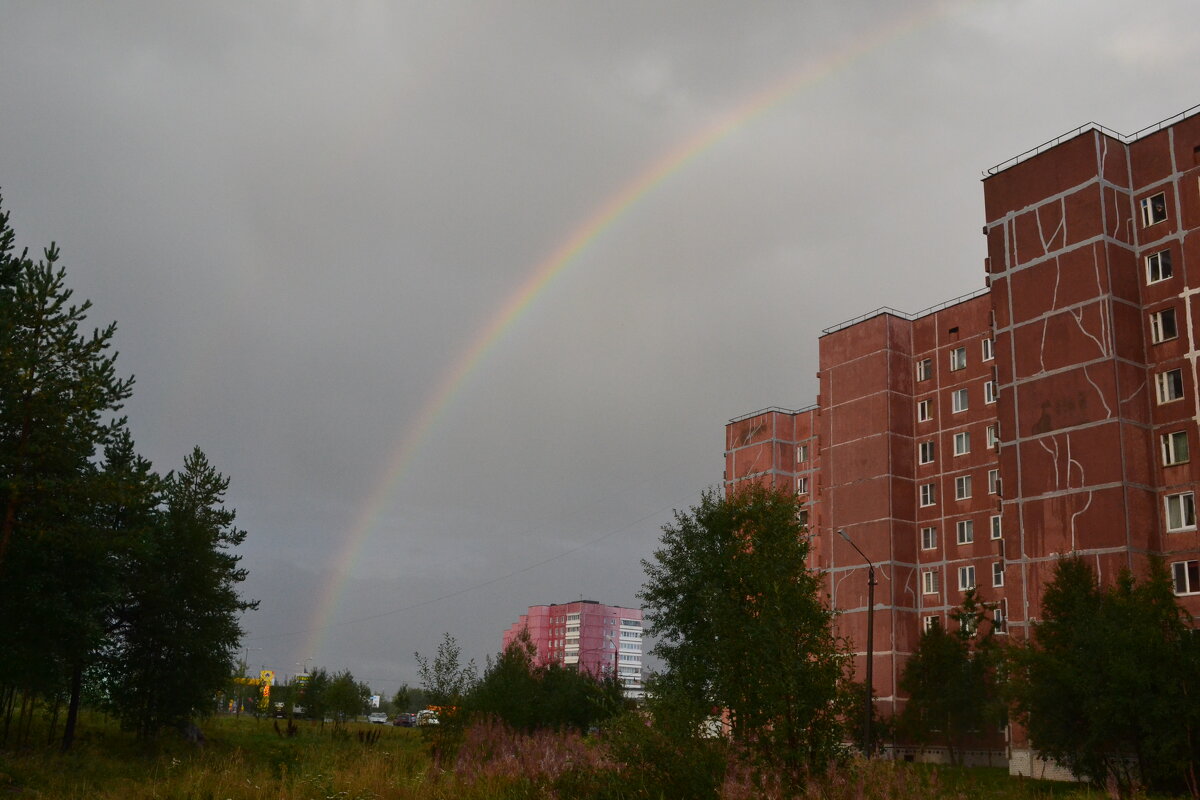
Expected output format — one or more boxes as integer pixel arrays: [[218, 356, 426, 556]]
[[1, 1, 1195, 693]]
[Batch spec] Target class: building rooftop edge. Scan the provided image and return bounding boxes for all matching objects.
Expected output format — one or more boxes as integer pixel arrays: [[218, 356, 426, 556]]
[[819, 285, 989, 337], [727, 404, 818, 425], [983, 101, 1200, 178]]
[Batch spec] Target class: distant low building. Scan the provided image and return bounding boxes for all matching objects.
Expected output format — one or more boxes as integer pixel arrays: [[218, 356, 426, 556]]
[[503, 600, 644, 699]]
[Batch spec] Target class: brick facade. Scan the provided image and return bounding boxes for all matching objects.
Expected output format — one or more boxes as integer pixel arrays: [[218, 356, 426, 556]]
[[724, 105, 1200, 772]]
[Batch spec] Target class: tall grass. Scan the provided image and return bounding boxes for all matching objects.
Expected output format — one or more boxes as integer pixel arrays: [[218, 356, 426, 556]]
[[0, 712, 1114, 799]]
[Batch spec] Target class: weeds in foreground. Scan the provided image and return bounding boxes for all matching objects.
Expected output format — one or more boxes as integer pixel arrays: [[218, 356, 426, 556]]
[[0, 712, 1120, 799]]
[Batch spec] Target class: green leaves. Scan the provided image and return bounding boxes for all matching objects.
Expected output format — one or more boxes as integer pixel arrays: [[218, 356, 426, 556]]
[[640, 484, 849, 771], [1010, 557, 1200, 795]]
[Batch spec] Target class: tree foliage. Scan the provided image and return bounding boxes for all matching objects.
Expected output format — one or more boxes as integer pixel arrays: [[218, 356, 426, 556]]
[[640, 484, 850, 771], [101, 449, 257, 737], [0, 196, 255, 746], [898, 589, 1005, 764], [1011, 557, 1200, 795], [465, 630, 623, 733], [416, 632, 477, 707]]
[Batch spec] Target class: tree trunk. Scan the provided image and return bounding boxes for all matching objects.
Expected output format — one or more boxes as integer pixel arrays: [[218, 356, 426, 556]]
[[61, 663, 83, 752]]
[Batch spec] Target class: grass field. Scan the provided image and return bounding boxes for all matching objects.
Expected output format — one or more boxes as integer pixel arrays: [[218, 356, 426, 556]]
[[0, 713, 1132, 799]]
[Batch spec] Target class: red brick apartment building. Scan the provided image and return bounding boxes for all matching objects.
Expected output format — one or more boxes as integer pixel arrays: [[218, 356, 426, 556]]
[[725, 104, 1200, 775]]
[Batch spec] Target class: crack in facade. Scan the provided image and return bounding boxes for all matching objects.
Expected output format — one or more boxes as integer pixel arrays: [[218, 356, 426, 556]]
[[723, 105, 1200, 776]]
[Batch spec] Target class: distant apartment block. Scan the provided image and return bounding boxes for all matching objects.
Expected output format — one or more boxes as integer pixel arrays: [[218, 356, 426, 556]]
[[725, 104, 1200, 775], [502, 600, 644, 699]]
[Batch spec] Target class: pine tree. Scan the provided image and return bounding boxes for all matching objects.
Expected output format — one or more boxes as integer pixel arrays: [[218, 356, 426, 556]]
[[105, 448, 256, 737]]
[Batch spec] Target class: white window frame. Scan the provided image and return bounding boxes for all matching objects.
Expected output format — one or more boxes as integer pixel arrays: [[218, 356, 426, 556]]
[[920, 483, 936, 507], [917, 399, 931, 423], [797, 444, 809, 462], [956, 519, 974, 545], [1166, 491, 1197, 531], [922, 569, 939, 595], [918, 440, 935, 465], [916, 358, 932, 382], [1157, 369, 1185, 404], [1141, 192, 1168, 227], [958, 565, 976, 591], [1150, 308, 1178, 344], [952, 388, 968, 413], [1146, 249, 1173, 284], [949, 346, 967, 371], [920, 526, 937, 550], [984, 380, 997, 404], [1173, 560, 1200, 595], [923, 615, 941, 632], [990, 514, 1002, 540], [954, 431, 971, 456], [986, 425, 999, 450], [797, 476, 810, 494], [982, 338, 994, 361], [992, 561, 1005, 588], [955, 475, 972, 500], [988, 468, 1001, 496], [1162, 431, 1190, 466]]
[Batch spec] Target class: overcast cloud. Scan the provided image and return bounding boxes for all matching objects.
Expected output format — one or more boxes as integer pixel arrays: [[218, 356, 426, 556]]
[[2, 1, 1196, 691]]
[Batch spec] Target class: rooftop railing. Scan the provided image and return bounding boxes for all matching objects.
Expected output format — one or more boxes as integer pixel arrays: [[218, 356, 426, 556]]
[[984, 102, 1200, 177], [727, 404, 817, 425], [820, 286, 989, 336]]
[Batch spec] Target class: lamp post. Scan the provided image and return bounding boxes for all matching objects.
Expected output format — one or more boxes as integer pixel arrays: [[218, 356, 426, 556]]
[[838, 529, 876, 756]]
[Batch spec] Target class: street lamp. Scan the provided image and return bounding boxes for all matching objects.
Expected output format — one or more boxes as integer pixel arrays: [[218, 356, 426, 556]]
[[838, 529, 876, 756]]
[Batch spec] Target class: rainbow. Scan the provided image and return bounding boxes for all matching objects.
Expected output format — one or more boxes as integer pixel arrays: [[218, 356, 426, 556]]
[[300, 1, 958, 661]]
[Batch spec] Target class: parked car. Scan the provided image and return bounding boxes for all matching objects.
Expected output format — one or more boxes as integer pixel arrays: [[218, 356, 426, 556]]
[[416, 709, 439, 726], [367, 712, 389, 724], [393, 712, 416, 727]]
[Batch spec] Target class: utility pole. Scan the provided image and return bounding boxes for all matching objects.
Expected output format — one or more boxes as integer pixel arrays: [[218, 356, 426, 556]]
[[838, 529, 876, 756]]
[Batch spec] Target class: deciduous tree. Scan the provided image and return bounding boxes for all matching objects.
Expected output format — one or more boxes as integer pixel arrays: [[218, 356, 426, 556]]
[[640, 484, 850, 771], [1011, 557, 1200, 796]]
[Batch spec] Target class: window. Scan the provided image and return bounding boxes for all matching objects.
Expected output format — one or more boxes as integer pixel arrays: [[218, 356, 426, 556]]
[[797, 509, 809, 528], [916, 358, 932, 381], [987, 424, 999, 450], [954, 431, 970, 456], [958, 565, 976, 591], [1173, 560, 1200, 595], [921, 526, 937, 549], [1150, 308, 1178, 344], [797, 444, 809, 462], [982, 338, 994, 361], [955, 475, 972, 500], [985, 380, 997, 404], [922, 569, 940, 595], [988, 469, 1001, 496], [923, 616, 941, 632], [950, 346, 967, 371], [1166, 492, 1197, 531], [917, 399, 931, 422], [919, 440, 935, 464], [920, 483, 936, 507], [1146, 249, 1173, 283], [957, 519, 974, 545], [995, 598, 1008, 633], [1157, 369, 1185, 404], [990, 514, 1002, 540], [1162, 431, 1190, 466], [1141, 192, 1168, 227], [952, 388, 968, 413], [797, 476, 810, 494], [993, 561, 1005, 587]]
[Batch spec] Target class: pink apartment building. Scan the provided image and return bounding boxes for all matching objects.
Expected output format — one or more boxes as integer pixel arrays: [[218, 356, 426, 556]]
[[502, 600, 645, 699]]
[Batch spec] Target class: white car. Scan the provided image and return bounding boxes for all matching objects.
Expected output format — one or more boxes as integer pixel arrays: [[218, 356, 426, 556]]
[[367, 712, 389, 724]]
